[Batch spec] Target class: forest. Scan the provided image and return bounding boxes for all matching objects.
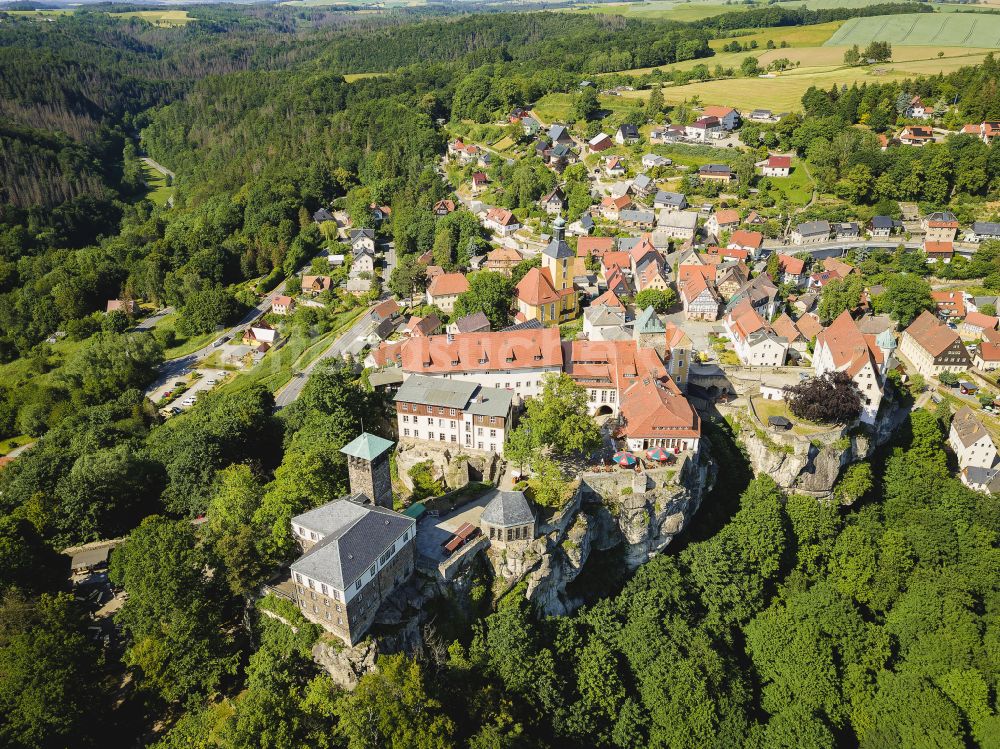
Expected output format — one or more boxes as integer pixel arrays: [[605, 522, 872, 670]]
[[0, 4, 998, 746]]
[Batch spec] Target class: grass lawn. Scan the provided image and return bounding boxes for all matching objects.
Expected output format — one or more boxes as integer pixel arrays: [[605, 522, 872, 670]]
[[141, 162, 174, 207], [768, 164, 815, 207], [826, 12, 1000, 47], [492, 135, 517, 151], [111, 10, 192, 26], [0, 436, 33, 456], [615, 48, 991, 111], [157, 313, 219, 359], [752, 397, 832, 437], [343, 72, 388, 82]]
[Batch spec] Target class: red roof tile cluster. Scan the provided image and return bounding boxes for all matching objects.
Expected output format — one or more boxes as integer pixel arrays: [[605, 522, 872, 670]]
[[515, 267, 560, 307], [400, 328, 563, 374], [578, 236, 616, 258], [931, 290, 965, 318], [776, 254, 805, 276], [563, 340, 667, 393], [728, 230, 763, 250], [620, 376, 700, 440], [427, 273, 470, 298], [713, 209, 741, 227], [905, 310, 964, 356], [816, 311, 884, 377]]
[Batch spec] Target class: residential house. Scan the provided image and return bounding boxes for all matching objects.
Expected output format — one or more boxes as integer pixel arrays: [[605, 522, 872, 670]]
[[578, 236, 616, 262], [591, 287, 626, 311], [405, 315, 442, 338], [447, 311, 491, 335], [484, 207, 521, 237], [448, 139, 480, 162], [698, 164, 733, 182], [771, 313, 809, 354], [631, 174, 654, 198], [549, 143, 575, 170], [677, 262, 716, 291], [974, 122, 1000, 145], [655, 210, 699, 242], [426, 273, 470, 313], [301, 275, 333, 295], [728, 229, 764, 257], [540, 187, 565, 216], [706, 209, 740, 238], [791, 220, 831, 245], [905, 95, 931, 119], [521, 116, 540, 136], [583, 304, 629, 342], [966, 221, 1000, 243], [726, 274, 781, 319], [776, 254, 807, 286], [600, 195, 633, 221], [568, 212, 595, 236], [870, 215, 903, 238], [653, 191, 687, 212], [433, 199, 456, 216], [289, 434, 414, 646], [925, 241, 954, 263], [272, 295, 294, 316], [724, 301, 788, 367], [899, 310, 972, 377], [370, 299, 400, 325], [833, 222, 860, 240], [605, 156, 626, 177], [922, 211, 960, 243], [795, 312, 824, 342], [715, 262, 749, 301], [637, 262, 671, 293], [350, 247, 375, 277], [749, 109, 774, 122], [744, 210, 766, 226], [588, 133, 613, 152], [620, 209, 656, 231], [757, 155, 791, 177], [344, 278, 372, 297], [959, 311, 998, 340], [813, 310, 890, 424], [663, 321, 693, 390], [685, 116, 722, 141], [899, 126, 934, 146], [633, 305, 667, 354], [471, 172, 489, 194], [243, 321, 278, 349], [932, 290, 965, 321], [651, 125, 685, 143], [106, 299, 138, 315], [484, 246, 524, 276], [974, 340, 1000, 371], [949, 406, 998, 470], [615, 124, 640, 145], [395, 375, 513, 455], [350, 228, 376, 253], [313, 207, 336, 224], [682, 274, 721, 321], [642, 154, 671, 169], [398, 327, 563, 399], [425, 265, 444, 281], [823, 256, 856, 279], [548, 124, 573, 145]]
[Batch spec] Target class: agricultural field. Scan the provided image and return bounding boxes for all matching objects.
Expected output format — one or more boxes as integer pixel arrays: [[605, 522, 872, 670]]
[[111, 10, 192, 26], [826, 11, 1000, 46], [708, 20, 844, 51], [570, 0, 743, 22]]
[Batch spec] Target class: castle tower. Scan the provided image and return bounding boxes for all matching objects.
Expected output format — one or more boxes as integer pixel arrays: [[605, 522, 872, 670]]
[[340, 433, 394, 509]]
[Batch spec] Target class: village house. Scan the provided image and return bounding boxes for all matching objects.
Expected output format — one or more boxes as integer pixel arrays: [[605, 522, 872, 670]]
[[726, 274, 782, 319], [447, 311, 491, 335], [588, 133, 613, 152], [749, 109, 774, 122], [433, 199, 456, 216], [899, 126, 934, 146], [770, 313, 809, 355], [344, 278, 372, 297], [398, 326, 563, 399], [395, 374, 513, 455], [471, 172, 489, 194], [833, 222, 860, 240], [272, 295, 294, 316], [426, 273, 470, 313], [706, 208, 741, 238], [728, 229, 764, 257], [925, 241, 954, 264], [548, 124, 573, 145], [448, 139, 480, 162], [605, 156, 626, 177], [813, 311, 893, 424], [615, 124, 640, 144], [698, 163, 733, 182], [823, 257, 856, 279], [480, 489, 536, 547], [568, 212, 595, 236], [899, 310, 972, 378], [699, 105, 739, 130], [106, 299, 138, 314], [656, 210, 699, 242], [651, 125, 686, 143], [949, 406, 998, 471], [600, 195, 633, 221], [966, 221, 1000, 243], [756, 155, 791, 177], [301, 275, 333, 295], [662, 321, 692, 390], [791, 220, 831, 245], [715, 262, 749, 301], [620, 209, 656, 231], [484, 207, 521, 237], [350, 228, 376, 253], [724, 301, 788, 366], [932, 290, 965, 321], [775, 254, 807, 287], [631, 174, 654, 198], [974, 339, 1000, 371], [540, 187, 565, 215], [242, 321, 278, 349], [290, 434, 414, 646], [618, 375, 701, 454], [959, 311, 998, 340], [406, 315, 442, 338], [515, 220, 578, 324], [922, 211, 960, 243], [351, 247, 375, 277], [685, 116, 722, 141], [583, 304, 630, 342], [484, 246, 524, 276], [578, 236, 615, 262], [870, 215, 904, 238], [905, 95, 931, 119], [653, 191, 687, 212], [681, 274, 721, 321], [643, 153, 671, 169]]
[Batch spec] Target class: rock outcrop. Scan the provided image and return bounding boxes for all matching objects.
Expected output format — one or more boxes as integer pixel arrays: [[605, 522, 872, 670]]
[[395, 442, 502, 492]]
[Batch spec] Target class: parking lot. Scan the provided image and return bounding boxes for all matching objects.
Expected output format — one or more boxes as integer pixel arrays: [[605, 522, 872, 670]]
[[150, 367, 229, 415]]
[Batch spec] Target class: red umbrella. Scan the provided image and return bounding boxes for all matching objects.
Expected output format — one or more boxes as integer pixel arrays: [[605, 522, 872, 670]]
[[646, 447, 670, 462], [613, 450, 637, 467]]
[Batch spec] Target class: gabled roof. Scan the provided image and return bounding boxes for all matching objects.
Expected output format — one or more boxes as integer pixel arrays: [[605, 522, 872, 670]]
[[904, 310, 967, 357], [952, 406, 991, 448], [515, 267, 561, 307], [400, 328, 563, 374], [963, 311, 997, 331], [428, 273, 470, 297], [777, 254, 805, 275], [563, 339, 667, 392], [485, 207, 518, 226], [654, 190, 687, 206], [620, 376, 700, 440], [702, 105, 736, 118], [452, 311, 491, 333], [816, 311, 884, 379], [795, 313, 824, 340], [729, 230, 763, 250], [795, 220, 830, 236], [635, 305, 666, 334], [617, 124, 640, 138], [578, 236, 616, 257], [713, 209, 741, 226], [771, 313, 805, 343], [765, 155, 791, 169], [591, 287, 626, 310]]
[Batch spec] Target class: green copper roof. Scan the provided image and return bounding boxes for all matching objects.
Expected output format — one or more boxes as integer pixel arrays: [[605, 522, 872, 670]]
[[876, 328, 897, 350], [340, 433, 394, 461], [635, 306, 666, 334]]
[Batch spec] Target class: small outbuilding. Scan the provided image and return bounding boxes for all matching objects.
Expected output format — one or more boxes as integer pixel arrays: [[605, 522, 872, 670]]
[[768, 415, 792, 431], [480, 489, 536, 547]]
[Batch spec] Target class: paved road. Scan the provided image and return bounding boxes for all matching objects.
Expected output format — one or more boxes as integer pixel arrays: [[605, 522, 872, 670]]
[[135, 306, 174, 331], [273, 306, 379, 408]]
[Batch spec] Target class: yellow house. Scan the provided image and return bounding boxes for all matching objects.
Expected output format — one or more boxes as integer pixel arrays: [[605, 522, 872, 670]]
[[514, 218, 578, 324]]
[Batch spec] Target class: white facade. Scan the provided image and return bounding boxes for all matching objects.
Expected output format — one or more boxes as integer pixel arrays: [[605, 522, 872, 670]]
[[950, 422, 997, 470], [398, 407, 507, 455], [399, 366, 560, 402]]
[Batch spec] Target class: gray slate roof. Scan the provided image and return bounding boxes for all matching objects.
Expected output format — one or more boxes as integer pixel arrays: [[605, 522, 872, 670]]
[[973, 221, 1000, 236], [480, 489, 534, 527], [796, 220, 831, 236], [502, 319, 544, 332], [452, 311, 491, 333], [395, 375, 478, 409], [952, 406, 990, 448], [291, 499, 414, 589], [871, 215, 902, 230], [620, 209, 655, 223], [465, 388, 514, 418], [654, 191, 686, 207], [542, 238, 575, 260]]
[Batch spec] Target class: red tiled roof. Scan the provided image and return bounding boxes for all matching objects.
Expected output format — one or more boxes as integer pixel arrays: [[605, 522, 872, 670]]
[[816, 310, 883, 377], [370, 340, 405, 366], [486, 207, 517, 226], [273, 295, 294, 307], [771, 313, 804, 342], [931, 290, 965, 317], [904, 310, 964, 356], [427, 273, 470, 297], [591, 288, 625, 310], [578, 236, 616, 257], [678, 264, 717, 285], [372, 299, 400, 318], [777, 254, 805, 275], [407, 315, 442, 337], [925, 241, 954, 254], [822, 257, 855, 278], [620, 376, 700, 440], [963, 311, 998, 331], [795, 313, 824, 340], [400, 328, 563, 374], [766, 155, 791, 169], [486, 246, 524, 264], [702, 105, 736, 118], [713, 209, 741, 226], [563, 339, 667, 393], [729, 230, 763, 250], [515, 267, 560, 307]]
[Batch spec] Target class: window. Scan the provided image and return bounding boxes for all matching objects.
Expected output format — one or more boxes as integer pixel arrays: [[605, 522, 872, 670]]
[[491, 444, 497, 452], [321, 583, 328, 595], [323, 598, 329, 607], [404, 428, 410, 437], [413, 430, 419, 438], [336, 604, 341, 613], [310, 591, 316, 600], [369, 564, 376, 577], [490, 416, 497, 424], [294, 573, 302, 584], [449, 408, 456, 416], [402, 403, 408, 411], [402, 415, 408, 423], [438, 407, 444, 414], [356, 580, 362, 590], [478, 427, 483, 436], [440, 433, 445, 441], [490, 429, 497, 437], [338, 617, 343, 625], [451, 435, 457, 442], [427, 417, 433, 425], [478, 442, 484, 449], [313, 605, 318, 614], [325, 611, 331, 620]]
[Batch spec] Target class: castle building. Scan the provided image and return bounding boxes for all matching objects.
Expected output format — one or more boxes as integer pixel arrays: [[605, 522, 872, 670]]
[[289, 433, 415, 645]]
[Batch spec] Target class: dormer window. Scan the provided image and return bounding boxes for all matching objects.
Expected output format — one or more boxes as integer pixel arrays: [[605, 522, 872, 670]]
[[534, 354, 542, 361], [479, 358, 487, 364]]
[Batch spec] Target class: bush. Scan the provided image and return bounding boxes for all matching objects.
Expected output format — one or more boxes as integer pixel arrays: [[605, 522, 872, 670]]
[[408, 460, 443, 500]]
